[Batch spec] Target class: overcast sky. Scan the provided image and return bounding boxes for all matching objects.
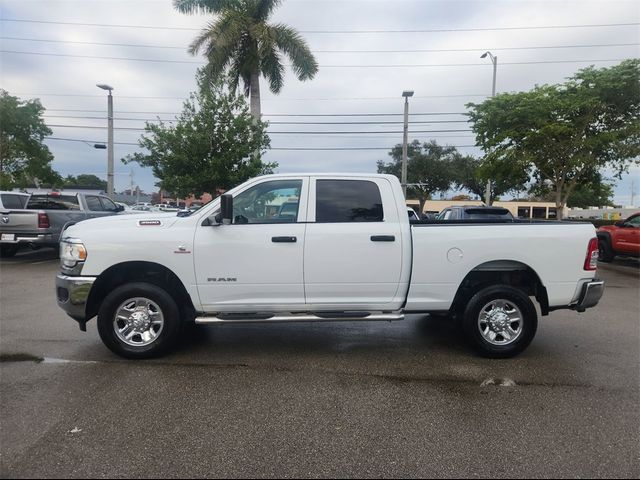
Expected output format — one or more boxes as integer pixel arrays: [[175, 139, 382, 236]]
[[1, 0, 639, 204]]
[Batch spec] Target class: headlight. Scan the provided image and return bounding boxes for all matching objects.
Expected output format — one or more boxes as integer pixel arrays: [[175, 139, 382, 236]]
[[60, 238, 87, 268]]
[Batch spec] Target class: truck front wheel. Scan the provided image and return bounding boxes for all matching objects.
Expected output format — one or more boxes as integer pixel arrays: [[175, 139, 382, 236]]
[[462, 285, 538, 358], [97, 282, 181, 359]]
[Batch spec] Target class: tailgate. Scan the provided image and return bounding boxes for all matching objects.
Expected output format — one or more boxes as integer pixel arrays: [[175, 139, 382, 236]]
[[0, 210, 40, 234]]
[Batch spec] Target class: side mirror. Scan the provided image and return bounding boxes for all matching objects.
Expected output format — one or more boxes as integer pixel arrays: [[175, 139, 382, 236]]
[[116, 205, 125, 212], [614, 220, 624, 227], [220, 194, 233, 225]]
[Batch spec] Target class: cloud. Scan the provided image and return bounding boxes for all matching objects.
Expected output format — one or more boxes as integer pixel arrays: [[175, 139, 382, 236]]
[[1, 0, 638, 201]]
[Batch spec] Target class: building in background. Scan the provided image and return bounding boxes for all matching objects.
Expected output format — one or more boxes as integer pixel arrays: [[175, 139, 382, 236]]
[[409, 199, 564, 219]]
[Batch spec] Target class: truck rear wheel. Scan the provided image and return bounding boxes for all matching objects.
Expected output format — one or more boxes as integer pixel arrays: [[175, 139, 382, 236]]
[[97, 282, 181, 359], [462, 285, 538, 358]]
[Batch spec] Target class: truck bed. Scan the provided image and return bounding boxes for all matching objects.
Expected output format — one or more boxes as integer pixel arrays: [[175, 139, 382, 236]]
[[406, 221, 597, 310]]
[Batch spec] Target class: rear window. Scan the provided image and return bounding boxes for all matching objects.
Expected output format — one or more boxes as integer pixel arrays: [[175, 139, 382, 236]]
[[316, 180, 383, 223], [0, 194, 28, 209], [27, 194, 80, 210], [464, 208, 512, 220]]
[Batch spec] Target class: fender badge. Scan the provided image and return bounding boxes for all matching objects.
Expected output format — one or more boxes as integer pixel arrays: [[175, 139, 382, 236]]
[[138, 220, 162, 226]]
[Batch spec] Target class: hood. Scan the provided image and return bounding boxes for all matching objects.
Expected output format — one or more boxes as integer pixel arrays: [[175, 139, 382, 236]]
[[64, 212, 182, 238]]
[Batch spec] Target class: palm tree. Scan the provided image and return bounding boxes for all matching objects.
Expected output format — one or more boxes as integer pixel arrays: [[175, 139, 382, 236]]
[[174, 0, 318, 118]]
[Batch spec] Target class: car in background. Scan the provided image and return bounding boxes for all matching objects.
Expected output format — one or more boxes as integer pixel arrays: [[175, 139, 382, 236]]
[[436, 205, 515, 221], [131, 205, 151, 212], [0, 191, 30, 210], [407, 207, 420, 221], [596, 212, 640, 262], [0, 191, 124, 257]]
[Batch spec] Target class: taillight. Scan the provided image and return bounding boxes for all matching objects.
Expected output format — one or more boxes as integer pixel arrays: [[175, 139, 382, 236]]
[[38, 212, 50, 229], [584, 237, 599, 270]]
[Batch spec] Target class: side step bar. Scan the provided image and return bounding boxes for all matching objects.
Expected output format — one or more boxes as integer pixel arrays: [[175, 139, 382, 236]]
[[195, 312, 404, 324]]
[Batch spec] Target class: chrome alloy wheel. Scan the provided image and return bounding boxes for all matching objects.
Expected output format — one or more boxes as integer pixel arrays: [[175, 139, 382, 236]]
[[477, 299, 524, 346], [113, 297, 164, 347]]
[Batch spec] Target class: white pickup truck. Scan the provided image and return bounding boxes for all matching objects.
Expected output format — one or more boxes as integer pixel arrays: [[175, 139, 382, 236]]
[[55, 174, 604, 359]]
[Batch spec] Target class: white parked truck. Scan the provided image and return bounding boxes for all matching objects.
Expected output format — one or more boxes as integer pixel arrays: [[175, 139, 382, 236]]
[[55, 174, 604, 359]]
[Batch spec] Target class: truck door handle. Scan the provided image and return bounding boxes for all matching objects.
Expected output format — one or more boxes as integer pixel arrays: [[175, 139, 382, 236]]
[[371, 235, 395, 242], [272, 236, 297, 243]]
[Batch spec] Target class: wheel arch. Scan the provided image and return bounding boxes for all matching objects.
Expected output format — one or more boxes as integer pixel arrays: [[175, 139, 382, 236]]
[[450, 260, 549, 316], [86, 261, 195, 322]]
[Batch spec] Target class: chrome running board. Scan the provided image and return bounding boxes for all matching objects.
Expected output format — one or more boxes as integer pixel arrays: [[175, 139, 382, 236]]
[[194, 312, 404, 324]]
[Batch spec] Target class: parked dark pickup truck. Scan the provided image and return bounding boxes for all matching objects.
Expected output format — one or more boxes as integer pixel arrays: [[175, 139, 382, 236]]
[[0, 192, 124, 257]]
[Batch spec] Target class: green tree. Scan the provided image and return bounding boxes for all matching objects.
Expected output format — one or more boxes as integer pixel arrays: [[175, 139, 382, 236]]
[[174, 0, 318, 118], [467, 59, 640, 219], [529, 170, 615, 208], [377, 140, 455, 213], [62, 174, 108, 191], [123, 74, 275, 198], [451, 154, 529, 204], [0, 90, 60, 189]]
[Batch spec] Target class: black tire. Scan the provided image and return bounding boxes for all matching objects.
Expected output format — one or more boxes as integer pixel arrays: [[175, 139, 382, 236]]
[[97, 282, 181, 359], [462, 285, 538, 359], [597, 238, 615, 263], [0, 244, 19, 258]]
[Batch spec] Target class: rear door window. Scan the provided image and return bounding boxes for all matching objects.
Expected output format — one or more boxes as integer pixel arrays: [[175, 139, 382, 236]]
[[315, 180, 383, 223], [85, 196, 104, 211], [27, 195, 80, 210]]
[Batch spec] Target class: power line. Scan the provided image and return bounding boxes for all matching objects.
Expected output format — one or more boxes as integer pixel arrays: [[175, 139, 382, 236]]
[[1, 50, 630, 67], [42, 115, 469, 125], [45, 123, 471, 134], [45, 136, 477, 150], [41, 109, 469, 116], [16, 92, 487, 101], [2, 18, 637, 33], [2, 36, 637, 53]]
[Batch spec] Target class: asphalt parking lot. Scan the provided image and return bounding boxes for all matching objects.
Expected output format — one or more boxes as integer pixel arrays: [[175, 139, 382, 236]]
[[1, 249, 638, 478]]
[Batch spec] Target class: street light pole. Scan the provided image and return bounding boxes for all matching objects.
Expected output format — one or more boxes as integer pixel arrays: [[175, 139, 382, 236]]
[[480, 52, 497, 205], [401, 90, 414, 198], [97, 84, 114, 198]]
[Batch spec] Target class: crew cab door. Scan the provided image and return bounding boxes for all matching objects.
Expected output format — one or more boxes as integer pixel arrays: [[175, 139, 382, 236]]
[[193, 177, 309, 310], [303, 177, 404, 307]]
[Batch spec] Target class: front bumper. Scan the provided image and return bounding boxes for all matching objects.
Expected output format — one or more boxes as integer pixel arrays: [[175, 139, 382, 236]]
[[574, 279, 605, 312], [55, 274, 96, 326]]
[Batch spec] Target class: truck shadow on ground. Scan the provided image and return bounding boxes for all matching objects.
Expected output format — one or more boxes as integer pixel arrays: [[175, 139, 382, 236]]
[[172, 314, 470, 360]]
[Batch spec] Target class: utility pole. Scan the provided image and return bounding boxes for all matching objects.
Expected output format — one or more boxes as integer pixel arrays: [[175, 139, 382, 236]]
[[97, 84, 114, 198], [481, 52, 497, 205], [401, 90, 414, 198]]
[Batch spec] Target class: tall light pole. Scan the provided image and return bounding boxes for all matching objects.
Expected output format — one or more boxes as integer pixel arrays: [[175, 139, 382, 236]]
[[480, 52, 497, 205], [97, 83, 114, 198], [401, 90, 414, 198]]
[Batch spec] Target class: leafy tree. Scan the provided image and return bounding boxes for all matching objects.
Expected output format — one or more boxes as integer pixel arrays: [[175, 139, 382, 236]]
[[174, 0, 318, 118], [62, 174, 108, 191], [123, 74, 275, 198], [451, 154, 529, 204], [0, 90, 60, 189], [467, 59, 640, 219], [377, 140, 455, 213], [529, 170, 615, 208]]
